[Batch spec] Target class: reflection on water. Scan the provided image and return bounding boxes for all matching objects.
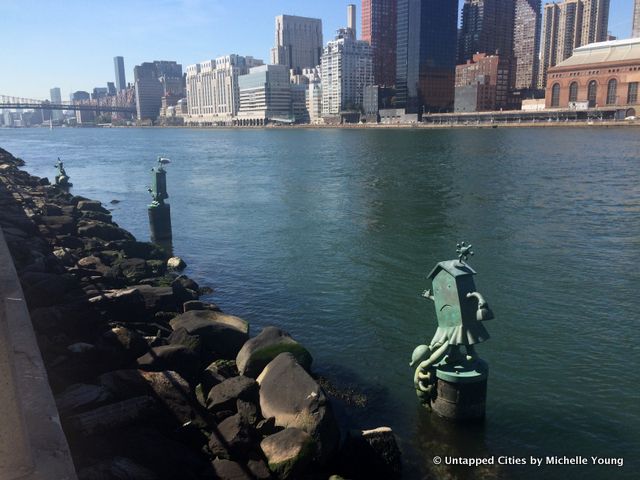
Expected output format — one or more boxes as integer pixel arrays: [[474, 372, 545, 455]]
[[1, 127, 639, 479]]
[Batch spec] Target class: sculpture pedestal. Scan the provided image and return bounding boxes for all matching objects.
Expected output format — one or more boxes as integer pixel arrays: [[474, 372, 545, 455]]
[[430, 359, 488, 421], [148, 204, 172, 243]]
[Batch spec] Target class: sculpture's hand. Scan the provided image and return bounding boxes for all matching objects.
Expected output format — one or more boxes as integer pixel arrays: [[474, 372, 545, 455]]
[[422, 289, 434, 301]]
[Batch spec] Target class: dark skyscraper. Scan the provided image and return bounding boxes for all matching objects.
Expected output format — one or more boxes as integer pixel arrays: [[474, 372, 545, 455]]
[[395, 0, 458, 113], [362, 0, 397, 87], [114, 56, 126, 92], [457, 0, 515, 65]]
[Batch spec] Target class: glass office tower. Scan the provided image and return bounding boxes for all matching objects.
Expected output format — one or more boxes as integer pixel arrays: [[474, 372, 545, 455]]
[[395, 0, 458, 114]]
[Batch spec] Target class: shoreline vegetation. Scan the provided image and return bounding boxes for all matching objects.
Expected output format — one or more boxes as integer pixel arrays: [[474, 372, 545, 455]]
[[0, 147, 401, 480]]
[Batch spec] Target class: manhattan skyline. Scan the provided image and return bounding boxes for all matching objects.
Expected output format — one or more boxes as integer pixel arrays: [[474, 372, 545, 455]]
[[0, 0, 634, 99]]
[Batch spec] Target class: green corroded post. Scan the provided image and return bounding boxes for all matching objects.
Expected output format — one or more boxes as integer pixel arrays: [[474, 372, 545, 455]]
[[410, 242, 494, 421], [148, 157, 172, 243]]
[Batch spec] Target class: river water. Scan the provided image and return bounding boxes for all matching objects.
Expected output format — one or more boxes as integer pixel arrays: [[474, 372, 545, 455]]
[[1, 127, 638, 479]]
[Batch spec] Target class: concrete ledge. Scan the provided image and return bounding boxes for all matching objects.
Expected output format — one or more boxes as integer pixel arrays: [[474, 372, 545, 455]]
[[0, 228, 77, 480]]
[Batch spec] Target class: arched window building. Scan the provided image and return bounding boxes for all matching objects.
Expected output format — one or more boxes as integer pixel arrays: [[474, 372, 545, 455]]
[[545, 39, 640, 110]]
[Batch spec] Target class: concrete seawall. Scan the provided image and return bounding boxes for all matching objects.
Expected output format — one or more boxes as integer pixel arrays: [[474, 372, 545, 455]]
[[0, 226, 77, 479]]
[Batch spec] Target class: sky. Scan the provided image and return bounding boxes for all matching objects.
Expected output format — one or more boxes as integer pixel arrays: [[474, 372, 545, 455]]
[[0, 0, 634, 100]]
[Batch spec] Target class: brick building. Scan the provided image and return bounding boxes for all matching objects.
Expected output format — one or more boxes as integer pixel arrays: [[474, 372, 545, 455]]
[[455, 53, 510, 112], [545, 38, 640, 112]]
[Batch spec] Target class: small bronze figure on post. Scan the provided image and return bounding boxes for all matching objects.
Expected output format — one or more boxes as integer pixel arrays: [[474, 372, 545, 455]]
[[410, 242, 494, 421], [54, 158, 72, 187]]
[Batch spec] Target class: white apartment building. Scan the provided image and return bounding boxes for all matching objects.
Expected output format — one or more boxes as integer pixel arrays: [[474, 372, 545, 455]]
[[236, 65, 292, 126], [185, 55, 263, 125], [321, 29, 373, 117], [270, 15, 323, 72]]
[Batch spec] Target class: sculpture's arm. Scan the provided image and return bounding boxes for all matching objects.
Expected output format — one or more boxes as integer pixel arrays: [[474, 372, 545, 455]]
[[422, 289, 434, 301]]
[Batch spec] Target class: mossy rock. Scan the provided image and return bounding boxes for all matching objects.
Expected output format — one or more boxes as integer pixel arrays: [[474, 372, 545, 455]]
[[261, 428, 316, 479], [236, 326, 312, 378]]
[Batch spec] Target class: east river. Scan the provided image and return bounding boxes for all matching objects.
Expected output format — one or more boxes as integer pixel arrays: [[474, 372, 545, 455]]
[[1, 127, 638, 479]]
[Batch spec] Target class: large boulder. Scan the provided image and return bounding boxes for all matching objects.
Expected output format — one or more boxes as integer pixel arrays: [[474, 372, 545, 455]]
[[115, 258, 150, 284], [169, 310, 249, 359], [208, 414, 254, 459], [260, 428, 315, 479], [132, 284, 181, 313], [236, 327, 312, 378], [39, 215, 76, 235], [88, 287, 147, 321], [137, 345, 201, 384], [98, 369, 196, 425], [99, 326, 149, 359], [211, 459, 253, 480], [77, 200, 110, 214], [77, 220, 135, 242], [257, 353, 340, 464], [206, 375, 258, 414]]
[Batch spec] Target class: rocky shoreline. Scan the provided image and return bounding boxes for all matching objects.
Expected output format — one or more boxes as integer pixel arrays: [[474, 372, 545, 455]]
[[0, 147, 401, 480]]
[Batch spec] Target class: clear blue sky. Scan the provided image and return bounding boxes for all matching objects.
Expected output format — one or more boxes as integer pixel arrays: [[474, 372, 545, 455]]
[[0, 0, 634, 99]]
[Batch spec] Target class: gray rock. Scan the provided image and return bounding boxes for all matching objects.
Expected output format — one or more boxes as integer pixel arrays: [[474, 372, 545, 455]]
[[236, 326, 312, 378], [211, 458, 253, 480], [40, 215, 76, 235], [99, 326, 148, 359], [237, 399, 260, 426], [98, 369, 195, 425], [55, 383, 112, 415], [77, 200, 110, 214], [208, 414, 253, 458], [260, 428, 315, 479], [77, 220, 135, 242], [206, 375, 258, 413], [169, 310, 249, 359], [136, 345, 201, 384], [116, 258, 150, 284], [257, 353, 340, 464], [167, 256, 187, 270]]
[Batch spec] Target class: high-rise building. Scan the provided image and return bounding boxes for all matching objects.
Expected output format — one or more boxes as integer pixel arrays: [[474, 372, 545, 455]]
[[49, 87, 63, 121], [114, 56, 126, 92], [270, 15, 323, 72], [458, 0, 515, 65], [185, 55, 263, 125], [362, 0, 397, 87], [347, 4, 357, 38], [134, 61, 183, 121], [321, 17, 373, 117], [134, 63, 162, 120], [395, 0, 458, 113], [538, 0, 610, 89], [513, 0, 541, 91], [580, 0, 609, 45], [633, 0, 640, 38], [236, 65, 292, 125]]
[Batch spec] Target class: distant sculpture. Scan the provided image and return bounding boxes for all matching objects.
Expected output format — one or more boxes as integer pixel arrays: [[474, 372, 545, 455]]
[[411, 242, 494, 420], [148, 156, 172, 244], [54, 158, 72, 187]]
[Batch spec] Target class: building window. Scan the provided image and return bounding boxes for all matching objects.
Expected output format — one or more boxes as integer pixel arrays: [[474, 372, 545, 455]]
[[588, 80, 598, 108], [606, 79, 617, 105], [628, 82, 638, 104], [569, 82, 579, 102], [551, 83, 561, 107]]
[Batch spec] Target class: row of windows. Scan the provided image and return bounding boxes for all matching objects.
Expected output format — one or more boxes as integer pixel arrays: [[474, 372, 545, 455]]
[[551, 80, 639, 106]]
